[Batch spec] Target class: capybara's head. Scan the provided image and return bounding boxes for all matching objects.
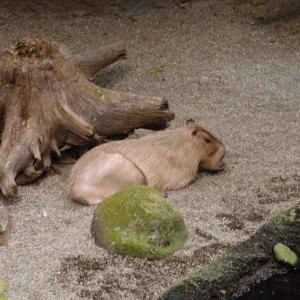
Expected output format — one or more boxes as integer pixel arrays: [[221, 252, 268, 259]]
[[186, 119, 226, 172]]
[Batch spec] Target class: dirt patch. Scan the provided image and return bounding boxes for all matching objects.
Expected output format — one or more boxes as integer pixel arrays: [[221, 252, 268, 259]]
[[216, 213, 245, 231], [256, 175, 300, 205], [194, 227, 214, 240], [0, 0, 299, 299], [243, 208, 267, 223], [55, 243, 230, 300], [0, 0, 190, 17], [216, 208, 269, 231]]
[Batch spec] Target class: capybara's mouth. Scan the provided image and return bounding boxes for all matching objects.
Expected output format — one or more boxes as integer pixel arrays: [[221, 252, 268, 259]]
[[199, 161, 225, 174]]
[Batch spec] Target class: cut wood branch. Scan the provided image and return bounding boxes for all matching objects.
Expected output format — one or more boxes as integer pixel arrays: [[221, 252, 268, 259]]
[[0, 198, 10, 245], [70, 41, 126, 77], [0, 39, 174, 197]]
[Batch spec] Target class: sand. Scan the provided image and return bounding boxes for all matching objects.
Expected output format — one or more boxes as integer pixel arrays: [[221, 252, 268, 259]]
[[0, 0, 299, 299]]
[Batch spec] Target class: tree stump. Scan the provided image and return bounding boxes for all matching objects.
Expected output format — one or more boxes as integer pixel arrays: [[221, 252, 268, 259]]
[[0, 39, 174, 198]]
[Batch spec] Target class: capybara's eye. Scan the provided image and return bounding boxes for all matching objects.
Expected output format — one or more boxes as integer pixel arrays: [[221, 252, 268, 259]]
[[204, 137, 211, 144]]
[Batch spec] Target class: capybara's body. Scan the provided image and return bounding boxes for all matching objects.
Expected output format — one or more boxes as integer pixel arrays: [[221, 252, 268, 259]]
[[67, 120, 225, 205]]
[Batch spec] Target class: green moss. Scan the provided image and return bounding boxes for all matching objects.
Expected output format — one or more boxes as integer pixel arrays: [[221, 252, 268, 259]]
[[91, 185, 188, 260], [148, 66, 164, 75], [94, 88, 103, 97], [0, 281, 6, 294], [287, 205, 300, 223]]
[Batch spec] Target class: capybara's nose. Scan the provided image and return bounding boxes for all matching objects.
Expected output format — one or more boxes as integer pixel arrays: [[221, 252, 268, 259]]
[[218, 161, 225, 171], [221, 149, 226, 160]]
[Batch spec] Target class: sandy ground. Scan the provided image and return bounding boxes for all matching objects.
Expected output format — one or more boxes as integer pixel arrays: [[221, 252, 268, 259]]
[[0, 0, 299, 299]]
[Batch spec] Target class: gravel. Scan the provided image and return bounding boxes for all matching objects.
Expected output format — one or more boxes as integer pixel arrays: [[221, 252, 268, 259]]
[[0, 0, 299, 299]]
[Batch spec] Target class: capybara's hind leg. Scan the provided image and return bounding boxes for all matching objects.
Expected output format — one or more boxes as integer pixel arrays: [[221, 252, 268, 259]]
[[68, 152, 147, 205]]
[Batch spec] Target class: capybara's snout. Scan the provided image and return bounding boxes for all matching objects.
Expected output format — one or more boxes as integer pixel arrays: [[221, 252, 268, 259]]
[[216, 160, 226, 172], [199, 141, 226, 173], [218, 149, 226, 170], [199, 160, 225, 173], [213, 144, 226, 172]]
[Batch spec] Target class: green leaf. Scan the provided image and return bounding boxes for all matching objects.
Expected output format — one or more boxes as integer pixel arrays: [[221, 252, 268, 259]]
[[148, 66, 164, 76], [0, 281, 7, 294]]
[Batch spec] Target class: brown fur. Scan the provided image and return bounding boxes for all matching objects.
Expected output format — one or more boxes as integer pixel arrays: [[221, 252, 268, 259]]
[[67, 120, 225, 205]]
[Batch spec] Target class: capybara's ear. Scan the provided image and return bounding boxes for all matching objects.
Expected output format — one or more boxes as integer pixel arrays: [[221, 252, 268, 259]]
[[186, 119, 195, 126]]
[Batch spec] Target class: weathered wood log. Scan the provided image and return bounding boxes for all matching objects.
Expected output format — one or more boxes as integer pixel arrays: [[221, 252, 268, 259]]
[[249, 0, 269, 6], [70, 41, 126, 77], [0, 199, 10, 245], [0, 39, 174, 198], [160, 203, 300, 299]]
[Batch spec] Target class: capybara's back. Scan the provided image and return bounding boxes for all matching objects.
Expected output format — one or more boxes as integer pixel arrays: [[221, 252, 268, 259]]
[[67, 119, 225, 205]]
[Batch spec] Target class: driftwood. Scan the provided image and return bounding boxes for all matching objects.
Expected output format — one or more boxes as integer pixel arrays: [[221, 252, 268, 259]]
[[0, 199, 10, 245], [69, 42, 126, 78], [249, 0, 269, 6], [0, 39, 174, 198], [161, 202, 300, 299]]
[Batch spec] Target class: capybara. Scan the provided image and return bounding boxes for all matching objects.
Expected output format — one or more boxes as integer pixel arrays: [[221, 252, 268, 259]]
[[67, 119, 225, 205]]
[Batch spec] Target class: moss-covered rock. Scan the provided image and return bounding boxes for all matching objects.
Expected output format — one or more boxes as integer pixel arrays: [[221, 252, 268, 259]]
[[91, 185, 188, 260]]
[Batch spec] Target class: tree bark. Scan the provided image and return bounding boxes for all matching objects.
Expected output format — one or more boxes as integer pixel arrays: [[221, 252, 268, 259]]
[[0, 199, 10, 245], [0, 39, 174, 198]]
